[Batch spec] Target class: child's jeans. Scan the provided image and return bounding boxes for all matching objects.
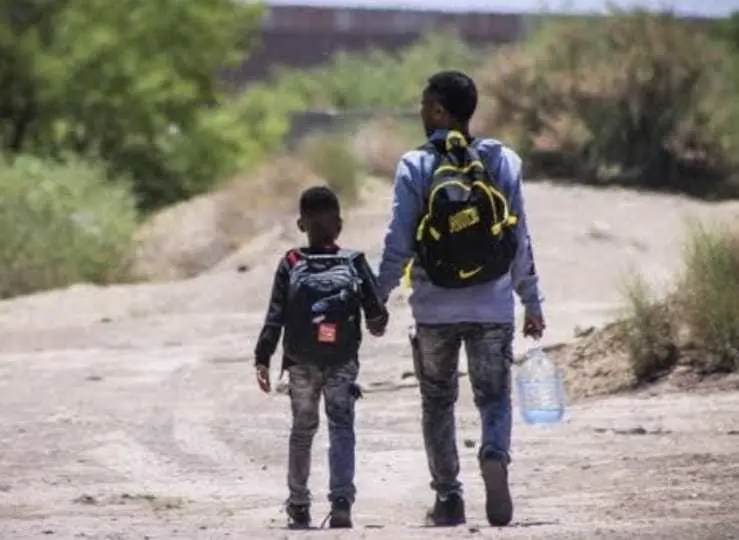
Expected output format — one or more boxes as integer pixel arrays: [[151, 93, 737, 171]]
[[286, 359, 359, 505]]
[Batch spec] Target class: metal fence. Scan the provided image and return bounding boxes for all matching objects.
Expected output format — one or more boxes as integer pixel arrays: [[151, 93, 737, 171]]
[[228, 6, 527, 86]]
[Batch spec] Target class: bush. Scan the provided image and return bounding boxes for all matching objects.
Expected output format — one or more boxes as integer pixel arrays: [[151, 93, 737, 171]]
[[0, 156, 139, 298], [351, 116, 421, 178], [141, 83, 299, 209], [678, 221, 739, 372], [474, 11, 739, 199], [0, 0, 267, 211], [620, 221, 739, 382], [298, 134, 362, 204], [621, 274, 677, 383]]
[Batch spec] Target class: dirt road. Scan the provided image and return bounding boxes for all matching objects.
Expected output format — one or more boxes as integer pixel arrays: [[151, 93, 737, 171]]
[[1, 181, 738, 539]]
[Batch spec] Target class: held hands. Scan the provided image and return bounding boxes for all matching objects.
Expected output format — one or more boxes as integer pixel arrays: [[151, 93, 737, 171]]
[[366, 313, 389, 337], [255, 364, 271, 393]]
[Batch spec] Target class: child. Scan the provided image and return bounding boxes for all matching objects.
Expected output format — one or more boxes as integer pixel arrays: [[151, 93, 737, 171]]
[[253, 185, 389, 529]]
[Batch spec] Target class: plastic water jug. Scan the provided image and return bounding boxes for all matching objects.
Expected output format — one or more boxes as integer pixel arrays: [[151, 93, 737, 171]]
[[515, 343, 566, 425]]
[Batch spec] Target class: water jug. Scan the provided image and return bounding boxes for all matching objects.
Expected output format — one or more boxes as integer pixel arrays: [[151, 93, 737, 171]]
[[515, 343, 566, 425]]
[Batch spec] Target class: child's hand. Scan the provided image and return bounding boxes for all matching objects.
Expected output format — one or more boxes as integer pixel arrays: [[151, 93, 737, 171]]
[[255, 364, 271, 393]]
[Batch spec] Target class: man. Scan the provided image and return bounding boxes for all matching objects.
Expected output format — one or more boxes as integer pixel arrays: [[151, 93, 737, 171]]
[[377, 70, 545, 527]]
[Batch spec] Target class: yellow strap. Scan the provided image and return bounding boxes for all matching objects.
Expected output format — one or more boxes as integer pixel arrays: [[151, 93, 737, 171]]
[[445, 130, 467, 151], [402, 259, 414, 289], [433, 161, 484, 176], [415, 214, 430, 242]]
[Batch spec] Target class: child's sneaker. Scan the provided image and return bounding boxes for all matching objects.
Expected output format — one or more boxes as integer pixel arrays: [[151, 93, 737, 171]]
[[328, 497, 353, 528], [286, 502, 311, 529]]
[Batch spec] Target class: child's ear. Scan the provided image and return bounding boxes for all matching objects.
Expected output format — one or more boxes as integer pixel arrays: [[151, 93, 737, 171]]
[[337, 217, 343, 236], [297, 217, 305, 232]]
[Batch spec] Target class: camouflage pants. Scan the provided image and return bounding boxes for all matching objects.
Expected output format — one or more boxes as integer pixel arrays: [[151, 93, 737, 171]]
[[287, 360, 359, 505], [410, 323, 513, 496]]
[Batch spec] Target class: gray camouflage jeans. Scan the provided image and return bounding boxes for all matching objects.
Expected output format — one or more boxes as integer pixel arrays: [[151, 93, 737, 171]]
[[410, 322, 513, 496], [287, 360, 359, 505]]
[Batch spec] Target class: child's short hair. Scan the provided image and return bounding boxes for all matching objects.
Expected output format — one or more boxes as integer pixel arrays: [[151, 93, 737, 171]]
[[299, 186, 340, 216]]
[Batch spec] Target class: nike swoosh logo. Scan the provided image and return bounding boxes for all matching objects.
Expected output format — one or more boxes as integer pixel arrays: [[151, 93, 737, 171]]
[[458, 267, 482, 279]]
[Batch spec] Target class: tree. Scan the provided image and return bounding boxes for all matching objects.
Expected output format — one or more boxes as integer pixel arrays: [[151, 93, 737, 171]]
[[717, 12, 739, 52], [0, 0, 265, 209]]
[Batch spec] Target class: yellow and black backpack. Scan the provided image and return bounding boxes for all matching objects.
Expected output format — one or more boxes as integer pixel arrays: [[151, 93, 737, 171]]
[[410, 130, 519, 289]]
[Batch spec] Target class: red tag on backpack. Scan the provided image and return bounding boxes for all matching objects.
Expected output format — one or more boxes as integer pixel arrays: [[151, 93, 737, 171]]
[[286, 249, 301, 268], [317, 323, 337, 343]]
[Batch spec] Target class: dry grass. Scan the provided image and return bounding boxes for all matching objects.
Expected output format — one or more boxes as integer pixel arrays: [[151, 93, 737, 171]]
[[621, 275, 678, 383], [216, 155, 323, 246], [132, 125, 385, 282], [678, 221, 739, 373], [351, 116, 419, 179], [297, 133, 362, 204], [132, 155, 325, 281], [620, 221, 739, 383]]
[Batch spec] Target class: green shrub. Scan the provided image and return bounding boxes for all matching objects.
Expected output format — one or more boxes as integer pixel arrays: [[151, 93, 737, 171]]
[[0, 156, 139, 298], [268, 31, 483, 111], [620, 221, 739, 381], [620, 274, 678, 383], [678, 221, 739, 372], [137, 83, 299, 209], [475, 11, 739, 199], [298, 134, 362, 204], [0, 0, 266, 211]]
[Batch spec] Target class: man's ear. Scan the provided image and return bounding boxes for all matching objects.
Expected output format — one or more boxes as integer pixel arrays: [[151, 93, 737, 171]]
[[297, 217, 305, 232], [436, 104, 452, 125], [337, 216, 343, 236]]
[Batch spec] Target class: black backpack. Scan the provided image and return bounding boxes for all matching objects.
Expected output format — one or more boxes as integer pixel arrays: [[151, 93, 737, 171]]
[[283, 249, 363, 363], [413, 130, 519, 289]]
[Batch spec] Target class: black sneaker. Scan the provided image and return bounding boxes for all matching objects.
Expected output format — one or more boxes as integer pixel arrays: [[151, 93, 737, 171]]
[[426, 492, 466, 527], [328, 496, 353, 529], [286, 502, 311, 529], [481, 458, 513, 526]]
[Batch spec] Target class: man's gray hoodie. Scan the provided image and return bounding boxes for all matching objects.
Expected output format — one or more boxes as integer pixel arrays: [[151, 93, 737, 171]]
[[377, 130, 544, 324]]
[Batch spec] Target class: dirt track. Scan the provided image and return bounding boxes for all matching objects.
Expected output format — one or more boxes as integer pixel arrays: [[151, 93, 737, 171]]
[[1, 180, 738, 539]]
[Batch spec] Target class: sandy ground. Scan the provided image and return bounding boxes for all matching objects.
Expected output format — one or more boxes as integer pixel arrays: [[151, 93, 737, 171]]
[[1, 180, 738, 539]]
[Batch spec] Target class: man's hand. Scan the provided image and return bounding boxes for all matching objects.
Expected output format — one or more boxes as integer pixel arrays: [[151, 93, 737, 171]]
[[256, 364, 271, 393], [523, 312, 546, 339]]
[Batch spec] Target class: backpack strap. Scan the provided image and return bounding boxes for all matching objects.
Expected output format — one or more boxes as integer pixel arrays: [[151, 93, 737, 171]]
[[287, 247, 355, 268], [469, 138, 504, 190], [335, 247, 359, 261], [420, 133, 481, 174]]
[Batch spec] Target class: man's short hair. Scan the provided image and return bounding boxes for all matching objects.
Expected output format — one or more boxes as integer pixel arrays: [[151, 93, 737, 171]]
[[299, 185, 341, 216], [425, 70, 478, 123]]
